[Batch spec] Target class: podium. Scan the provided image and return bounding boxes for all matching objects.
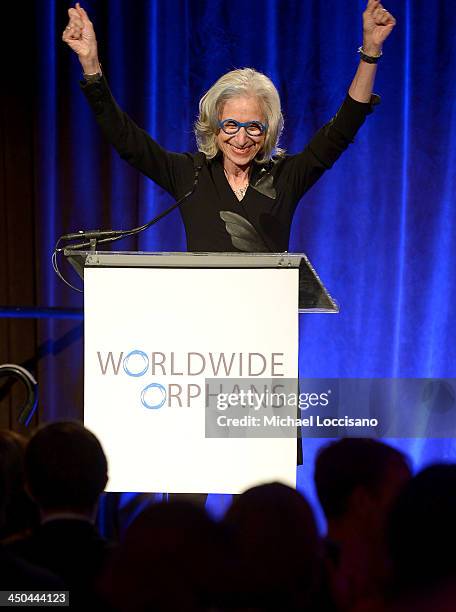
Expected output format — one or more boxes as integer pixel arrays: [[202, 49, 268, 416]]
[[65, 250, 337, 494]]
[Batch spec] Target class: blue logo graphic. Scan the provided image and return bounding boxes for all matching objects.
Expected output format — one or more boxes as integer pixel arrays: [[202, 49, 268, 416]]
[[123, 350, 149, 377], [141, 383, 167, 409]]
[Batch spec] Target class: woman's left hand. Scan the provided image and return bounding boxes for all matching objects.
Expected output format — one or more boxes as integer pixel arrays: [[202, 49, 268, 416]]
[[362, 0, 396, 56]]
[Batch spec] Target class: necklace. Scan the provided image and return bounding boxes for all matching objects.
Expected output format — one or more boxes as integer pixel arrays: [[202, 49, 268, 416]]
[[224, 167, 249, 201], [233, 185, 248, 200]]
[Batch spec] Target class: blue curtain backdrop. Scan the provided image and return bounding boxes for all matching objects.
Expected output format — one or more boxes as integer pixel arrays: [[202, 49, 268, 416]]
[[32, 0, 456, 523]]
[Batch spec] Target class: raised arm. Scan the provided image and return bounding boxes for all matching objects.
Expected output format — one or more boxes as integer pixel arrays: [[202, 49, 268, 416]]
[[275, 1, 396, 204], [62, 3, 101, 76], [349, 0, 396, 103], [62, 4, 194, 199]]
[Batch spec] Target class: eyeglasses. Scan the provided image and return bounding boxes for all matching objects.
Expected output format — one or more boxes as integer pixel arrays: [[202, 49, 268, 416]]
[[218, 119, 267, 137]]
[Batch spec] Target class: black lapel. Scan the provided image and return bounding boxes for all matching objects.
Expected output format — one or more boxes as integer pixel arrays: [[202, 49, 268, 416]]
[[250, 159, 277, 200]]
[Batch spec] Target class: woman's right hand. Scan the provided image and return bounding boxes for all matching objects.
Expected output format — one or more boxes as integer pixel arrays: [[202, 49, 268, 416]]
[[62, 2, 101, 74]]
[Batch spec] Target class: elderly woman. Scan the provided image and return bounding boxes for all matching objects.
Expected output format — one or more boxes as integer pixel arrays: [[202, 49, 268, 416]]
[[63, 1, 395, 253]]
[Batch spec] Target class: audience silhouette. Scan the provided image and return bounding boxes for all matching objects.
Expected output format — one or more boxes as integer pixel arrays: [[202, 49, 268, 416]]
[[314, 438, 411, 611], [223, 482, 327, 611], [0, 429, 39, 542], [386, 463, 456, 611], [6, 421, 113, 608], [3, 423, 456, 612], [0, 430, 64, 592], [99, 500, 231, 611]]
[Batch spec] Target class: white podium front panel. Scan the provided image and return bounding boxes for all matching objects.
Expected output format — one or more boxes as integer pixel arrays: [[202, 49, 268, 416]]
[[84, 267, 298, 494]]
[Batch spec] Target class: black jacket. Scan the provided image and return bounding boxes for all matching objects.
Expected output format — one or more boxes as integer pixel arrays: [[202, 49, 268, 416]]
[[81, 76, 377, 252]]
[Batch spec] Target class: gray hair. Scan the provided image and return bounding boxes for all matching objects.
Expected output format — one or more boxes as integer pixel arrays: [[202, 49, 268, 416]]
[[194, 68, 285, 163]]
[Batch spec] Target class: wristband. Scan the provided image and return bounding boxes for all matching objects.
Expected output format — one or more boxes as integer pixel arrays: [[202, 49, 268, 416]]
[[83, 63, 103, 82], [358, 46, 382, 64]]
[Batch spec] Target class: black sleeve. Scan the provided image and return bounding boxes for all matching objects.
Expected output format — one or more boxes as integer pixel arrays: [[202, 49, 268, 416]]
[[276, 93, 379, 204], [80, 75, 194, 199]]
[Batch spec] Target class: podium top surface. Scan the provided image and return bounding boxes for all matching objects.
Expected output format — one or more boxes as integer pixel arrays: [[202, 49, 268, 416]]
[[64, 250, 339, 313], [66, 250, 306, 267]]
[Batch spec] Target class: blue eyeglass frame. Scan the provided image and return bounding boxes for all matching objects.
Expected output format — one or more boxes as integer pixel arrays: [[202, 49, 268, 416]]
[[218, 118, 268, 136]]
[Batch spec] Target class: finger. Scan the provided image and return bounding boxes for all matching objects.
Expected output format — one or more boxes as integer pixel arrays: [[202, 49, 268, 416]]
[[375, 8, 395, 25], [66, 15, 83, 33], [383, 19, 396, 31], [67, 10, 83, 29], [381, 10, 396, 25], [374, 9, 388, 24], [62, 29, 78, 43], [372, 6, 386, 20], [63, 21, 81, 38], [365, 0, 380, 14], [63, 27, 79, 42], [62, 24, 74, 38], [67, 18, 83, 31], [76, 3, 92, 25], [381, 14, 393, 25]]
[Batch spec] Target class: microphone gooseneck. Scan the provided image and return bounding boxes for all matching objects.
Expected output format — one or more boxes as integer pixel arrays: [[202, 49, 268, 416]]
[[53, 154, 205, 292]]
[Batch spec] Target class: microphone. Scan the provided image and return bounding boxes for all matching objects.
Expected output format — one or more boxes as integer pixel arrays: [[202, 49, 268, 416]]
[[52, 154, 205, 292], [60, 229, 126, 241], [55, 153, 205, 253]]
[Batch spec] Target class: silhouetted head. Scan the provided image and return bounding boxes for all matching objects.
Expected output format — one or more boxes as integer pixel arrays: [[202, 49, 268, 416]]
[[315, 438, 411, 532], [224, 482, 323, 610], [100, 500, 230, 611], [388, 463, 456, 595], [25, 421, 108, 515], [0, 429, 38, 537]]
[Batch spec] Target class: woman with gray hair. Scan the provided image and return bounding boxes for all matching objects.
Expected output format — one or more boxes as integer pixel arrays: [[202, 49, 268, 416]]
[[63, 1, 396, 253]]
